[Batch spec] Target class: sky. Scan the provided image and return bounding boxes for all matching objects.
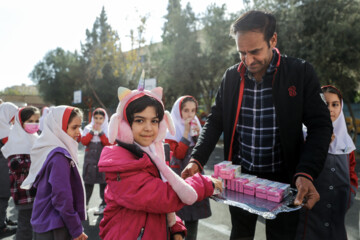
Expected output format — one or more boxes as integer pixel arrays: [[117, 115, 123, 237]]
[[0, 0, 243, 91]]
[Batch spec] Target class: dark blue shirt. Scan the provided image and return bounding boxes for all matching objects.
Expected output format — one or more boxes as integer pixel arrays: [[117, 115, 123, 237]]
[[233, 50, 282, 172]]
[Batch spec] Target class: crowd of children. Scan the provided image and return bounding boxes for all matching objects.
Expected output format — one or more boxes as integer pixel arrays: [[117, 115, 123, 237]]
[[0, 83, 357, 239]]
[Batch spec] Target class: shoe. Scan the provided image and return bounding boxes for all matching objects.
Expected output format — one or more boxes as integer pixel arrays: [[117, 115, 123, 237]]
[[5, 218, 17, 226], [0, 226, 17, 238], [94, 204, 106, 215]]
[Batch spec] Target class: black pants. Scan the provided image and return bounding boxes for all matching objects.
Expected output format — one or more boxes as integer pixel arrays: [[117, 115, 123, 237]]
[[85, 183, 106, 205], [185, 220, 198, 240], [229, 206, 299, 240]]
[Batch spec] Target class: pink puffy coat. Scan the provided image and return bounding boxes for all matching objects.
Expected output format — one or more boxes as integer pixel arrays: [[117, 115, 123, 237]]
[[98, 142, 214, 240]]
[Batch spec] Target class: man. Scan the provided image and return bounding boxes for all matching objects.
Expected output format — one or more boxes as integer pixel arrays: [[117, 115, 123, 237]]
[[182, 10, 333, 239]]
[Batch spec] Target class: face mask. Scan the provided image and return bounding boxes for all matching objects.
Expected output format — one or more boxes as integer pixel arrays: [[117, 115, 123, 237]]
[[24, 123, 39, 134]]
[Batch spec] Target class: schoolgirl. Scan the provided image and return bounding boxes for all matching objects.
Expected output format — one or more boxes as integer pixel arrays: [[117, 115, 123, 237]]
[[21, 106, 88, 240], [297, 85, 358, 239], [39, 106, 49, 133], [165, 96, 211, 240], [1, 106, 40, 240], [98, 87, 222, 240], [81, 108, 110, 213], [0, 102, 18, 236]]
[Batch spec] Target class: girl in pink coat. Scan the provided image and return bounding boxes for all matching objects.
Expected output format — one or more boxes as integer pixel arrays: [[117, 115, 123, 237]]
[[98, 87, 222, 240]]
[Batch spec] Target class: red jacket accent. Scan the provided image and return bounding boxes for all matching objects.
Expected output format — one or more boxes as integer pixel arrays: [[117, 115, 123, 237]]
[[165, 139, 189, 160], [81, 133, 110, 147], [349, 151, 358, 190], [1, 137, 8, 145], [98, 145, 214, 240]]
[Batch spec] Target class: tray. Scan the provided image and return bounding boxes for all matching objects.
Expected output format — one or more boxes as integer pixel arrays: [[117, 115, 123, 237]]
[[210, 188, 302, 219]]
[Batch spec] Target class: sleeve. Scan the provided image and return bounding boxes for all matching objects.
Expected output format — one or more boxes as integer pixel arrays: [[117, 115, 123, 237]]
[[170, 215, 187, 238], [106, 171, 213, 215], [48, 155, 83, 238], [349, 151, 358, 191], [99, 133, 111, 146], [191, 71, 227, 167], [295, 62, 333, 180], [80, 132, 93, 146], [165, 138, 190, 160]]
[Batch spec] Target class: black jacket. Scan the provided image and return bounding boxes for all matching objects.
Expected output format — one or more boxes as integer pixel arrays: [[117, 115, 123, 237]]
[[192, 53, 333, 183]]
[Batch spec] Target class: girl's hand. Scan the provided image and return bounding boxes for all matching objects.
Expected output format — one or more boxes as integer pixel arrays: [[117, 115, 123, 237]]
[[330, 133, 335, 143], [74, 232, 88, 240], [93, 123, 101, 131], [210, 177, 223, 194], [173, 233, 184, 240], [183, 118, 192, 137]]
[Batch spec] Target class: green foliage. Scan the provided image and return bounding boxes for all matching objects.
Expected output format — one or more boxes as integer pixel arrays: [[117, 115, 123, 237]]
[[199, 4, 238, 111], [247, 0, 360, 103], [29, 48, 82, 105], [154, 0, 202, 109]]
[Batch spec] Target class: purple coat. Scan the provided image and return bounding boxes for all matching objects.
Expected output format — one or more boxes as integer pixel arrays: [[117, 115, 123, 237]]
[[31, 147, 85, 238]]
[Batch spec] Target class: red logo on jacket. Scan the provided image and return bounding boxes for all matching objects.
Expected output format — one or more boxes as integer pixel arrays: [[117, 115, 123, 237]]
[[288, 86, 297, 97]]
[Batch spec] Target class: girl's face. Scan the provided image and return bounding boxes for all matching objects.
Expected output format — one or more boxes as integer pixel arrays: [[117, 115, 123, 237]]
[[181, 101, 197, 121], [22, 113, 40, 127], [131, 106, 159, 147], [324, 92, 341, 122], [94, 114, 105, 126], [67, 116, 82, 140]]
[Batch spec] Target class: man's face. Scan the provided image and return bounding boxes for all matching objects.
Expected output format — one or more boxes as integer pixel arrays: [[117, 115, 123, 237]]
[[236, 31, 277, 79]]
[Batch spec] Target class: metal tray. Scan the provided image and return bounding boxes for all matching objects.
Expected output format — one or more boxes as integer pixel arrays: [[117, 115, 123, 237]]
[[210, 188, 302, 219]]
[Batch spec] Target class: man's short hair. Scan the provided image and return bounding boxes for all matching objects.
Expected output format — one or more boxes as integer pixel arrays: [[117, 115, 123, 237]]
[[230, 10, 276, 44]]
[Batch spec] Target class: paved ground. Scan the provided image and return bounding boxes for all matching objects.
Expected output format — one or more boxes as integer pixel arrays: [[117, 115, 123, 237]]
[[2, 144, 360, 239]]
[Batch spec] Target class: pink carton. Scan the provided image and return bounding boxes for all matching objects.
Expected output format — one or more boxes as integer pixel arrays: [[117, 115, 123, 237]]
[[219, 165, 241, 179], [267, 183, 290, 203], [214, 161, 232, 177], [243, 178, 264, 196], [236, 174, 257, 192], [255, 180, 273, 199]]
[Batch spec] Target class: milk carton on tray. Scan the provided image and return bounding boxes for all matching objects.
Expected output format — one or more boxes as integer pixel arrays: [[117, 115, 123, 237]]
[[219, 164, 241, 180], [267, 182, 290, 203], [243, 178, 266, 196], [213, 161, 232, 177], [255, 180, 274, 199], [235, 174, 257, 193]]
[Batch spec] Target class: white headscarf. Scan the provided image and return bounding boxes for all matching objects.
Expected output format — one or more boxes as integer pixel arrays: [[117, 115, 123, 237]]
[[82, 108, 109, 142], [1, 107, 39, 158], [329, 100, 356, 154], [21, 106, 81, 189], [165, 96, 202, 146], [0, 102, 18, 139], [39, 106, 49, 131]]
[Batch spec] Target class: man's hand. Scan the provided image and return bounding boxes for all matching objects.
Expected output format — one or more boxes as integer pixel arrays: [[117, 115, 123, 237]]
[[294, 176, 320, 209], [181, 161, 200, 179]]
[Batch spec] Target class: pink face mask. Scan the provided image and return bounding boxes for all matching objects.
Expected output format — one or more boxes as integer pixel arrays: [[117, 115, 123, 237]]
[[24, 123, 39, 134]]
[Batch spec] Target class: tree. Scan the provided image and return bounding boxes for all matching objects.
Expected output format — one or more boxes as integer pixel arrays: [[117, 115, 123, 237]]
[[199, 4, 238, 112], [29, 48, 82, 105], [155, 0, 202, 108], [245, 0, 360, 141], [80, 7, 126, 112]]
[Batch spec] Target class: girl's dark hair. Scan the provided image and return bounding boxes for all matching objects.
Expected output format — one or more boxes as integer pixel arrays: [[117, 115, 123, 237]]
[[20, 106, 40, 124], [93, 109, 105, 117], [68, 108, 83, 126], [322, 85, 343, 102], [126, 95, 164, 126], [180, 97, 198, 111]]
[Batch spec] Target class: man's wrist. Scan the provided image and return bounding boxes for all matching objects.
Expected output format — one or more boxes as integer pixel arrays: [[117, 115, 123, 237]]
[[189, 159, 203, 172]]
